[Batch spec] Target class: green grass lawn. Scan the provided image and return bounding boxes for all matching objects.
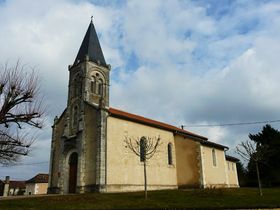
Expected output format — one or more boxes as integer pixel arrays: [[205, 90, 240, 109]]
[[1, 188, 280, 210]]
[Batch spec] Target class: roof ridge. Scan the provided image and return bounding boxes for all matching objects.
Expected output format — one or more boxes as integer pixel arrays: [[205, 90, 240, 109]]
[[108, 107, 208, 140], [26, 173, 49, 183]]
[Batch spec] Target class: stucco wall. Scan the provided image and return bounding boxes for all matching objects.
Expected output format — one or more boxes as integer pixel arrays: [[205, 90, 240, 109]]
[[226, 161, 239, 187], [174, 135, 200, 187], [106, 116, 178, 192], [36, 183, 48, 194], [26, 183, 48, 195], [201, 146, 228, 188]]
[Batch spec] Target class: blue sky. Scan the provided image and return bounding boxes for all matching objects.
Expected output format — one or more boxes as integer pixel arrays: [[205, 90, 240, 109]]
[[1, 0, 280, 180]]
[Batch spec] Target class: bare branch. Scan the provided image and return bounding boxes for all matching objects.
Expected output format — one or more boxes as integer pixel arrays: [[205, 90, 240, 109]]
[[0, 61, 45, 165], [124, 135, 161, 161], [124, 136, 141, 156], [123, 135, 161, 199]]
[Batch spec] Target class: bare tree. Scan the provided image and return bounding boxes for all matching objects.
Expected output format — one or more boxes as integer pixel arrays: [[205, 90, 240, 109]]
[[0, 61, 44, 165], [124, 135, 161, 199], [236, 140, 267, 196]]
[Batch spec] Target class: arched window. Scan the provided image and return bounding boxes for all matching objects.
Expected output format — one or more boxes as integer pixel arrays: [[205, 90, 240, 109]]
[[168, 143, 172, 165], [98, 79, 103, 96], [69, 152, 78, 165], [212, 149, 217, 166], [140, 137, 146, 162], [74, 75, 81, 97], [76, 83, 80, 96], [73, 78, 77, 97], [73, 106, 78, 126], [79, 77, 83, 95], [91, 76, 96, 93]]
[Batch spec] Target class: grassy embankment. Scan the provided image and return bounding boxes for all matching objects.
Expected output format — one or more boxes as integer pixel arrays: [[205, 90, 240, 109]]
[[1, 188, 280, 209]]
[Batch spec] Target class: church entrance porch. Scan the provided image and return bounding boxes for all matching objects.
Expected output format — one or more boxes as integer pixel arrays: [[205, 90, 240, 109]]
[[68, 152, 78, 193]]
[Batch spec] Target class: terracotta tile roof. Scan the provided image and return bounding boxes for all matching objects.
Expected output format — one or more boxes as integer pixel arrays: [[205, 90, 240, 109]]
[[108, 107, 208, 140], [26, 173, 49, 184], [8, 181, 26, 189], [0, 179, 26, 189], [226, 155, 239, 162]]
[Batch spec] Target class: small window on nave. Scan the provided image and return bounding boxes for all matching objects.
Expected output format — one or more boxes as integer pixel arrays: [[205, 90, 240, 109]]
[[212, 149, 217, 167], [168, 143, 173, 165], [140, 137, 146, 162]]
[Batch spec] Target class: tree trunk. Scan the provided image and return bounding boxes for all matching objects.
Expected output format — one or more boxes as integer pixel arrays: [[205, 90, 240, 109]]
[[144, 160, 147, 199], [255, 161, 263, 196]]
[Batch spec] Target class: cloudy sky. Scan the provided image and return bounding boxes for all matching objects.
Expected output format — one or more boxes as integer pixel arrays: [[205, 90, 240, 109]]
[[1, 0, 280, 181]]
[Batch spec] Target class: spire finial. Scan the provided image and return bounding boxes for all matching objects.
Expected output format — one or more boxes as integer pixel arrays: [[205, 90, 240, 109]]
[[91, 16, 93, 22]]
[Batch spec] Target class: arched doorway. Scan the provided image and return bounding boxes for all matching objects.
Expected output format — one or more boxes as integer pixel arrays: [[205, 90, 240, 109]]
[[68, 152, 78, 193]]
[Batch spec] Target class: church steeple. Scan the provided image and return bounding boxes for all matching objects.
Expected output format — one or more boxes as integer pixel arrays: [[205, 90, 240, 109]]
[[74, 19, 106, 67], [68, 19, 110, 109]]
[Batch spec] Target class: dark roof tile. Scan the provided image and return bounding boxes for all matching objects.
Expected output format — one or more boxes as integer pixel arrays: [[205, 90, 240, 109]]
[[8, 181, 26, 189], [26, 173, 49, 183], [74, 21, 106, 67], [200, 140, 229, 150], [226, 155, 239, 162]]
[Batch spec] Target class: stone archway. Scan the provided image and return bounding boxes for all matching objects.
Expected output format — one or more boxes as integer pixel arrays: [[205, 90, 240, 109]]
[[68, 152, 78, 193]]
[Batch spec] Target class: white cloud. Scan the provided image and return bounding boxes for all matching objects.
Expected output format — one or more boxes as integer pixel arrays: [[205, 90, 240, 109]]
[[111, 0, 280, 154]]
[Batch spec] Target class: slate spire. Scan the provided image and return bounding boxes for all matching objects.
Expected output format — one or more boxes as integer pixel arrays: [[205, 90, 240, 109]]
[[74, 19, 106, 67]]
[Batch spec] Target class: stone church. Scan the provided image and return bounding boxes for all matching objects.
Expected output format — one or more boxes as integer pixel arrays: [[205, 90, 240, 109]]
[[48, 20, 239, 194]]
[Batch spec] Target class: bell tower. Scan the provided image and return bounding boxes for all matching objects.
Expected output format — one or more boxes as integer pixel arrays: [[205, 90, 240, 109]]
[[49, 19, 111, 194], [68, 19, 110, 109]]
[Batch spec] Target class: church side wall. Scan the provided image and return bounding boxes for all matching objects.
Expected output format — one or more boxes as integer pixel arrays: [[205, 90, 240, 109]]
[[83, 103, 98, 187], [226, 160, 239, 187], [201, 146, 228, 188], [174, 135, 201, 188], [106, 116, 178, 192]]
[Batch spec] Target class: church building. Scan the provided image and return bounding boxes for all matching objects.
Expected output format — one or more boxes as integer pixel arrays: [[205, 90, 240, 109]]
[[48, 20, 239, 194]]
